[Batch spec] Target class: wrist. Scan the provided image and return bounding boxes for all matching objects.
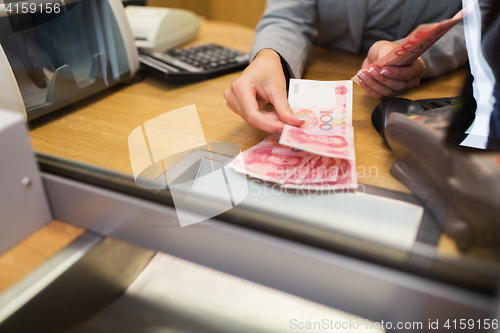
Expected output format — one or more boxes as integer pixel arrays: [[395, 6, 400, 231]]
[[255, 48, 281, 62]]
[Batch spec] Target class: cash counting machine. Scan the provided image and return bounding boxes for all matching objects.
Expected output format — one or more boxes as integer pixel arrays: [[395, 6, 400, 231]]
[[0, 0, 139, 121]]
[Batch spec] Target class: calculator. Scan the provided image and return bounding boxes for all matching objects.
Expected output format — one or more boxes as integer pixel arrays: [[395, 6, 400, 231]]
[[138, 44, 250, 83]]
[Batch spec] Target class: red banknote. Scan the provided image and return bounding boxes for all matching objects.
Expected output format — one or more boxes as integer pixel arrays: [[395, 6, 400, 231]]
[[301, 156, 344, 184], [285, 155, 322, 185], [282, 159, 358, 191], [229, 133, 315, 184], [280, 79, 356, 160], [228, 133, 358, 190]]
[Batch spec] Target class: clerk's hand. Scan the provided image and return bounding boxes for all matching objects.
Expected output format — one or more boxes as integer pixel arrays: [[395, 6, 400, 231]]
[[224, 49, 304, 132], [356, 40, 426, 100]]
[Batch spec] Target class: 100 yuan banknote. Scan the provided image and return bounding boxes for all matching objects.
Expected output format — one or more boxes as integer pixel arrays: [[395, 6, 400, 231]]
[[229, 133, 315, 184], [280, 79, 356, 160], [282, 159, 358, 191]]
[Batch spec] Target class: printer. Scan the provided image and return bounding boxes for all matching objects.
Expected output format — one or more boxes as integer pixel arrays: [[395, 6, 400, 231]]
[[0, 0, 139, 121]]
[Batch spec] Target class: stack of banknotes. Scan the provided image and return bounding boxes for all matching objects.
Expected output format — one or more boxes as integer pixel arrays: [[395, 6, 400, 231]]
[[228, 79, 357, 190]]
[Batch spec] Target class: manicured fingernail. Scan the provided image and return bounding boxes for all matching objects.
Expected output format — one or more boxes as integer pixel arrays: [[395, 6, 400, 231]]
[[358, 79, 365, 86], [357, 71, 367, 80], [368, 67, 379, 77], [380, 69, 390, 76]]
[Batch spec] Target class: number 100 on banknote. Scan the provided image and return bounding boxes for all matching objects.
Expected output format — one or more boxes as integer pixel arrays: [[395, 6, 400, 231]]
[[280, 79, 356, 161]]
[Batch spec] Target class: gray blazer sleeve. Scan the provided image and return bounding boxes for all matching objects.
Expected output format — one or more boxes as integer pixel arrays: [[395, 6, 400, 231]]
[[419, 23, 468, 79], [249, 0, 318, 79]]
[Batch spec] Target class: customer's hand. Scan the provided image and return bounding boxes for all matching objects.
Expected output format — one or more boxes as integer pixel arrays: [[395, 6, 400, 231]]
[[224, 49, 304, 132], [357, 40, 426, 100]]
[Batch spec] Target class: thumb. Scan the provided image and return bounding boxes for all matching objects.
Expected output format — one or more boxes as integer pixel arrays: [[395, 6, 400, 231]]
[[270, 89, 304, 127]]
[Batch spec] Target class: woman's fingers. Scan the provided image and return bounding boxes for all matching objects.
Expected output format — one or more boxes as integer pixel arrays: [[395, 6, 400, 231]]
[[224, 49, 303, 132], [359, 40, 426, 99]]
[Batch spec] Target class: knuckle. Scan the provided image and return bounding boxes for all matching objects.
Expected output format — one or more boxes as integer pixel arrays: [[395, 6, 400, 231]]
[[411, 78, 421, 89], [378, 85, 392, 96], [395, 81, 407, 91], [230, 80, 241, 92], [384, 89, 395, 98], [390, 68, 401, 79], [225, 101, 235, 112], [368, 89, 380, 99], [231, 78, 246, 93], [279, 104, 293, 115], [420, 59, 426, 71], [406, 78, 415, 89], [263, 123, 275, 132], [246, 113, 257, 126]]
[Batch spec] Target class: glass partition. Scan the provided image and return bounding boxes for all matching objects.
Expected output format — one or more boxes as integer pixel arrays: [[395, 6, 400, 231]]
[[4, 0, 499, 298]]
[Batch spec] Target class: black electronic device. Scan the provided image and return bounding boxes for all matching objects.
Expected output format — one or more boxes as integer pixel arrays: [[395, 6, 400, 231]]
[[371, 97, 457, 145], [369, 0, 500, 251], [121, 0, 145, 7], [139, 44, 249, 83]]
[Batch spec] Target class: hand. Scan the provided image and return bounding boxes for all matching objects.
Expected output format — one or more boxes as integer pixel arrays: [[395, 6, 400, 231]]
[[356, 40, 426, 100], [224, 49, 304, 132]]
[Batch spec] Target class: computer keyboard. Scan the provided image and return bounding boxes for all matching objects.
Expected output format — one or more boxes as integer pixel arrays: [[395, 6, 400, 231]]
[[139, 44, 249, 83]]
